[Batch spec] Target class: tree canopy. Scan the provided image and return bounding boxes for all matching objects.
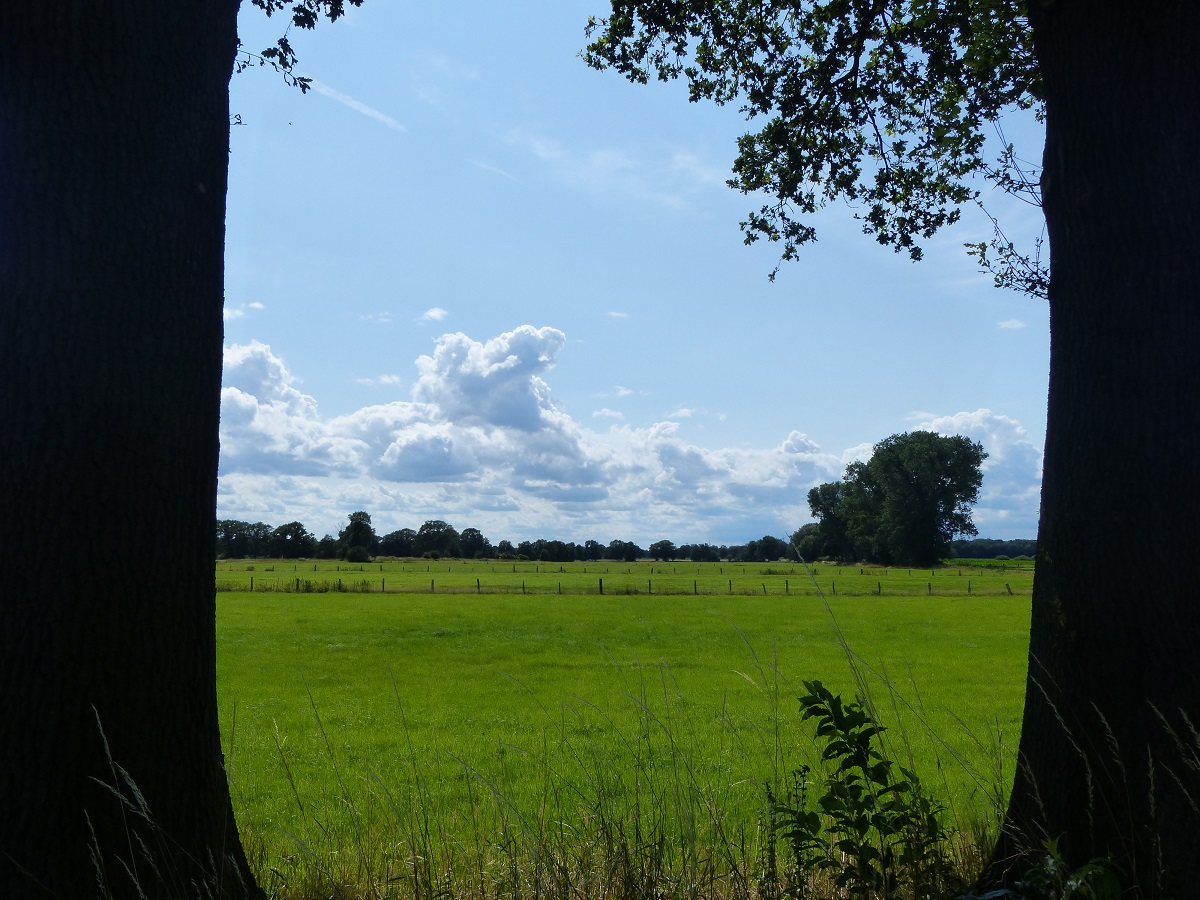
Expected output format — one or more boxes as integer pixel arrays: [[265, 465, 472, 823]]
[[800, 431, 985, 566], [584, 0, 1043, 282], [415, 519, 461, 558], [338, 510, 377, 562]]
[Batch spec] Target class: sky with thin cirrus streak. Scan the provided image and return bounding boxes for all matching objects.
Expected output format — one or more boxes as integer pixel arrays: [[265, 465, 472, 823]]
[[221, 2, 1049, 546]]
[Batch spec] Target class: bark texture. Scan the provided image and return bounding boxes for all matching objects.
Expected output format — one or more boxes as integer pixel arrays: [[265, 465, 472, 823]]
[[0, 3, 257, 897], [996, 2, 1200, 895]]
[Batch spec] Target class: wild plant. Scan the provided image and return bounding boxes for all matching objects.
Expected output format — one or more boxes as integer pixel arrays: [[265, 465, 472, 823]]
[[764, 680, 960, 900]]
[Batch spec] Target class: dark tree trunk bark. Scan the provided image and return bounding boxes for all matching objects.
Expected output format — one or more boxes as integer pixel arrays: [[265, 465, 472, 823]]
[[0, 3, 259, 898], [995, 2, 1200, 896]]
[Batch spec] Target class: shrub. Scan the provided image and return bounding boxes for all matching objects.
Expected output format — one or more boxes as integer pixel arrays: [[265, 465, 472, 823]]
[[344, 546, 371, 563], [764, 681, 959, 900]]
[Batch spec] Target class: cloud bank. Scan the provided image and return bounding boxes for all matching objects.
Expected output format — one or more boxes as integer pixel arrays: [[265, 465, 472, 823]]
[[219, 327, 1043, 544]]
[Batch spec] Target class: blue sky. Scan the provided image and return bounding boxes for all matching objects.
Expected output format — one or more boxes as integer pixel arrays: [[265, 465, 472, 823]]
[[220, 1, 1049, 546]]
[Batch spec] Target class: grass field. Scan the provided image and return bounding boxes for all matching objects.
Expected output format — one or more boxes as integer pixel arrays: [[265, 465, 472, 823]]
[[216, 560, 1033, 898]]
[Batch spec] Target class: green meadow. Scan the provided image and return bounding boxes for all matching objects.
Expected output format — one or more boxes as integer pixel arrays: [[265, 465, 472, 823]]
[[216, 560, 1033, 896]]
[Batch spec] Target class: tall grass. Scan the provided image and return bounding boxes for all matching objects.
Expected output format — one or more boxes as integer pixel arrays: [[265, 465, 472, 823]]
[[217, 583, 1029, 899]]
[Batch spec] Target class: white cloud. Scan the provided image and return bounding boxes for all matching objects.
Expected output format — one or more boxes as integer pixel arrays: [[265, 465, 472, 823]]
[[408, 53, 481, 107], [918, 409, 1043, 535], [356, 374, 403, 387], [472, 161, 520, 182], [998, 319, 1027, 329], [411, 326, 566, 431], [310, 80, 405, 132], [420, 307, 448, 323], [608, 311, 629, 319], [361, 312, 393, 325], [220, 341, 367, 476], [217, 332, 1043, 544], [667, 408, 696, 419], [224, 302, 265, 321], [501, 128, 728, 211]]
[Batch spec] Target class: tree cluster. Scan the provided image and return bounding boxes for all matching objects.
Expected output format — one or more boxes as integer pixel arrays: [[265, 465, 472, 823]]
[[216, 513, 807, 565], [793, 432, 986, 567], [950, 538, 1037, 560]]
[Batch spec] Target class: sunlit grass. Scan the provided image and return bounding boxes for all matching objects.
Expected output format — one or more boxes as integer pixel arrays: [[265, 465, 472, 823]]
[[216, 561, 1032, 897]]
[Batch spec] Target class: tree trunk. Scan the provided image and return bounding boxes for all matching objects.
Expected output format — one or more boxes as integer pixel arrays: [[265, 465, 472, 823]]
[[0, 3, 259, 898], [995, 2, 1200, 895]]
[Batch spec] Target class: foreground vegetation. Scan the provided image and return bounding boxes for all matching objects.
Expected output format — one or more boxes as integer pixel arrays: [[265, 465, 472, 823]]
[[217, 561, 1031, 898]]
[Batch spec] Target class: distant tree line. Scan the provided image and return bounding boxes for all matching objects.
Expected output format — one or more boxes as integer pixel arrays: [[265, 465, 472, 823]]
[[949, 538, 1037, 560], [216, 514, 1032, 565], [216, 513, 800, 564]]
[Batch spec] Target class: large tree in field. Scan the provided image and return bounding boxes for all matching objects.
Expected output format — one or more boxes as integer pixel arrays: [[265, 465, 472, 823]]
[[808, 431, 985, 566], [1, 2, 356, 897], [586, 1, 1200, 895]]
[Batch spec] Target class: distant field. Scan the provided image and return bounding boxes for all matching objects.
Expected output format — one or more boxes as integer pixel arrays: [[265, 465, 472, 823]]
[[216, 560, 1033, 893], [215, 557, 1031, 597]]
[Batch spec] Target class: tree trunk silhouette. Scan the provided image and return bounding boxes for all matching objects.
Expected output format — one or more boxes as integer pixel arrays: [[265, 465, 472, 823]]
[[995, 2, 1200, 895], [1, 3, 259, 897]]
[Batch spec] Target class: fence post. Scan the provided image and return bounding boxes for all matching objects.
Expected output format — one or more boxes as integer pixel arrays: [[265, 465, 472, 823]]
[[927, 582, 932, 595], [477, 578, 481, 593], [1006, 583, 1013, 595], [599, 577, 603, 595], [430, 579, 434, 593]]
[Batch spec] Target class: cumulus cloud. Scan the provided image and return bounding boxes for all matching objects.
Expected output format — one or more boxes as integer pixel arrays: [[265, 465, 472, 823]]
[[411, 326, 566, 431], [420, 307, 448, 323], [998, 319, 1027, 329], [220, 341, 366, 476], [218, 330, 1043, 544], [918, 409, 1043, 535]]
